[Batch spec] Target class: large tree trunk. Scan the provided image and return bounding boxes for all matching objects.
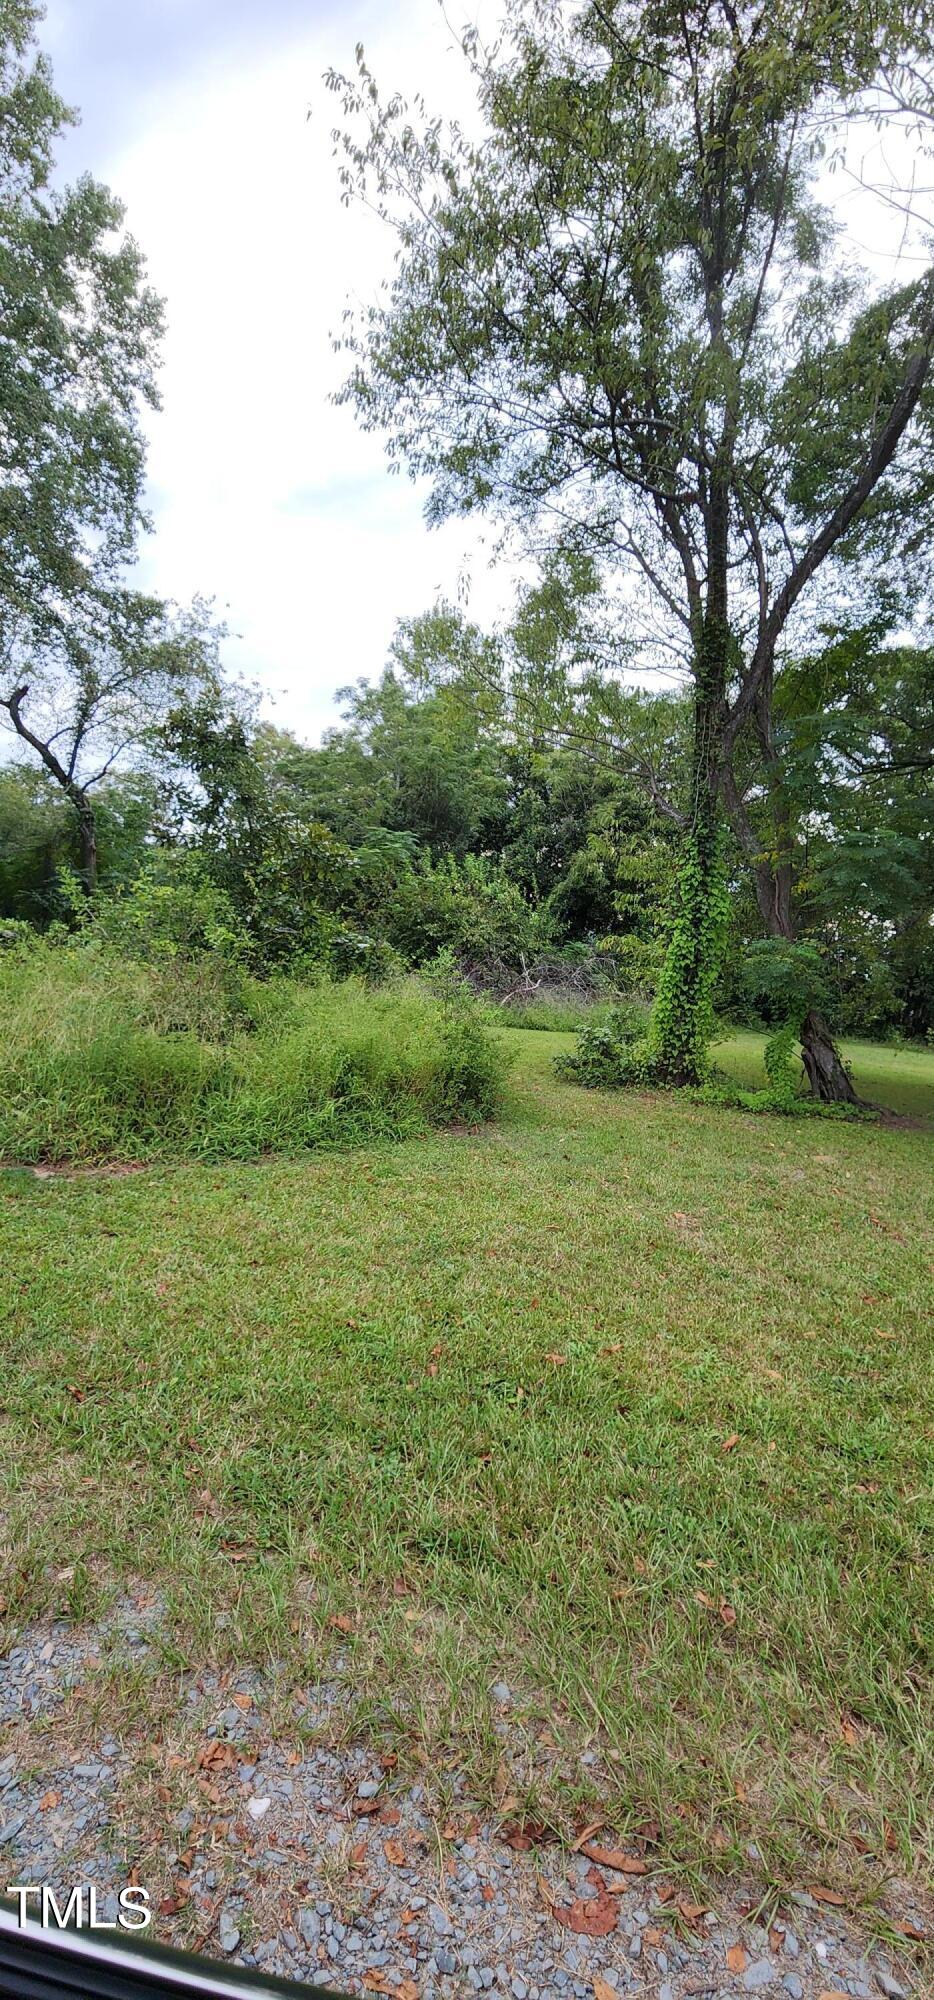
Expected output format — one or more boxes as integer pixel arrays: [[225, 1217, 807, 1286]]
[[800, 1008, 859, 1104]]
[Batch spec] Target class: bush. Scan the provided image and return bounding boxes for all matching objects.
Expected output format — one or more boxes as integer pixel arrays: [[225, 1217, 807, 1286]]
[[381, 854, 549, 967], [0, 942, 508, 1163], [553, 999, 653, 1085]]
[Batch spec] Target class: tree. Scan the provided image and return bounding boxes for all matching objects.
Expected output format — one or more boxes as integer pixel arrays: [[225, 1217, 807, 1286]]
[[1, 593, 221, 888], [0, 0, 182, 888], [330, 0, 934, 1097], [0, 0, 162, 639]]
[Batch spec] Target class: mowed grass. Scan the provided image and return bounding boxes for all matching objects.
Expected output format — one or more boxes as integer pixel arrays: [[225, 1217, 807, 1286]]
[[715, 1027, 934, 1122], [0, 1028, 931, 1897]]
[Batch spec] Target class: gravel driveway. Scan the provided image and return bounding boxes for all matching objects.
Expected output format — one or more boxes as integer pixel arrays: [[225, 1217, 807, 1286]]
[[0, 1598, 925, 2000]]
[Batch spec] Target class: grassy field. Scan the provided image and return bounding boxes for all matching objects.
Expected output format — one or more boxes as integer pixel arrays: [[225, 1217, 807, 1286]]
[[715, 1027, 934, 1122], [0, 1026, 931, 1899]]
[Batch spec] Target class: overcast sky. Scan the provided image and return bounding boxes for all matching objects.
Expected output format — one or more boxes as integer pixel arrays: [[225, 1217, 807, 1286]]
[[40, 0, 512, 743]]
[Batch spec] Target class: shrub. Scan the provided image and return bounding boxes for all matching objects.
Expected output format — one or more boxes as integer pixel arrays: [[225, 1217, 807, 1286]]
[[554, 999, 653, 1085], [381, 854, 549, 967], [0, 942, 508, 1163]]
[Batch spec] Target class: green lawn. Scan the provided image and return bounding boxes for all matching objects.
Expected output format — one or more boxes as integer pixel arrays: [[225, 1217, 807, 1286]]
[[1, 1027, 931, 1897], [714, 1027, 934, 1122]]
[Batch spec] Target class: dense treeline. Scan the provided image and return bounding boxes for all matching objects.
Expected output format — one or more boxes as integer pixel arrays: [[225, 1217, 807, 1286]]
[[3, 603, 931, 1041]]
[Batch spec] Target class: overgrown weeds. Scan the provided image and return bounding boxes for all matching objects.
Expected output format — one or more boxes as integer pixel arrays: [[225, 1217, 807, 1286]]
[[0, 940, 508, 1162]]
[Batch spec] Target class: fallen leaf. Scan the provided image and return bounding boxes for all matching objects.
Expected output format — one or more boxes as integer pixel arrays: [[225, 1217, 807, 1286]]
[[329, 1613, 353, 1634], [544, 1351, 566, 1365], [384, 1839, 406, 1866], [38, 1790, 60, 1811], [158, 1894, 187, 1916], [883, 1820, 897, 1853], [733, 1780, 748, 1803], [353, 1797, 382, 1817], [721, 1432, 740, 1452], [719, 1601, 737, 1627], [503, 1820, 551, 1851], [350, 1840, 368, 1866], [231, 1692, 252, 1713], [363, 1975, 395, 1995], [769, 1927, 785, 1954], [840, 1714, 859, 1746], [379, 1805, 401, 1826], [894, 1922, 926, 1942], [817, 1991, 851, 2000], [643, 1927, 664, 1946], [679, 1899, 709, 1923], [808, 1886, 846, 1906], [198, 1740, 235, 1770], [593, 1978, 617, 2000], [571, 1819, 606, 1851], [726, 1944, 748, 1974], [554, 1895, 618, 1938], [396, 1982, 419, 2000], [582, 1842, 647, 1876]]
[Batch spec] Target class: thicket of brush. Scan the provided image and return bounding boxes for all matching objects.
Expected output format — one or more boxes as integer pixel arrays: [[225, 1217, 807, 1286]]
[[0, 939, 508, 1163]]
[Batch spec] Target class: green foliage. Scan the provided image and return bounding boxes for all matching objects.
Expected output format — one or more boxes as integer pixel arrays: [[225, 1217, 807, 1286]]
[[740, 937, 828, 1023], [90, 856, 249, 967], [554, 999, 653, 1086], [0, 0, 163, 634], [380, 853, 549, 968], [0, 941, 507, 1162]]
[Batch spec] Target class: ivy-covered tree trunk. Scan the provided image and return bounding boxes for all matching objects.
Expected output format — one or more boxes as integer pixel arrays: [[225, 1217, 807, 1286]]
[[650, 615, 729, 1086]]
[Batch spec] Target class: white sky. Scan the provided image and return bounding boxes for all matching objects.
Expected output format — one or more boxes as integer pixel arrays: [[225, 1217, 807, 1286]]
[[41, 0, 516, 743], [37, 3, 931, 746]]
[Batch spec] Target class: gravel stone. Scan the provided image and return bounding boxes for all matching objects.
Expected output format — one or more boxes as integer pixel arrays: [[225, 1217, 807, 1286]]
[[783, 1978, 803, 1999], [874, 1981, 907, 2000], [430, 1903, 454, 1937], [743, 1960, 776, 1991], [218, 1916, 240, 1955]]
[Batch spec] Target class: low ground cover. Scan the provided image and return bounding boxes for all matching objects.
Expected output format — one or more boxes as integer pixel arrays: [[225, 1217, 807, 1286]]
[[0, 1026, 930, 1901]]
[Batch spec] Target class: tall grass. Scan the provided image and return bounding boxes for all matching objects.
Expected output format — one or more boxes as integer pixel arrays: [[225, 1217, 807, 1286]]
[[0, 942, 507, 1163]]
